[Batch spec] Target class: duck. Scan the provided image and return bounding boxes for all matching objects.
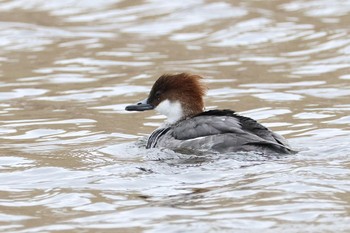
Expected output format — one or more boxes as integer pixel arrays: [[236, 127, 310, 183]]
[[125, 73, 293, 154]]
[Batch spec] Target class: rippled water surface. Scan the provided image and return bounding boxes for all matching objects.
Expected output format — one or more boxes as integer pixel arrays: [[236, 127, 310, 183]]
[[1, 0, 350, 232]]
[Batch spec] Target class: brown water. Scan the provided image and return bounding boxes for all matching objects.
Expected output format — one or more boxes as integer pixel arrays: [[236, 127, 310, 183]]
[[1, 0, 350, 232]]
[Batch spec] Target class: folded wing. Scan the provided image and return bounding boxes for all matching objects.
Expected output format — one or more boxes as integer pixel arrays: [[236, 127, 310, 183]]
[[172, 110, 293, 153]]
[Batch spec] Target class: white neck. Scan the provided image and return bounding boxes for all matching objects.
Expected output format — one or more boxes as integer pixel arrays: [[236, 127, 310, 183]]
[[155, 99, 184, 124]]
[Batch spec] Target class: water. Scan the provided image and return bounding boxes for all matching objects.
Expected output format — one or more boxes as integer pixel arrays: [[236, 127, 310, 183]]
[[0, 0, 350, 232]]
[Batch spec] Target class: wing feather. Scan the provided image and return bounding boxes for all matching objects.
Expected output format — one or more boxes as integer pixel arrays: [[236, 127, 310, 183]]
[[171, 110, 293, 153]]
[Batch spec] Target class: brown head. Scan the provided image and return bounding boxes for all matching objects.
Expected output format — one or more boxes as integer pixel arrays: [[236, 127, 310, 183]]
[[125, 73, 206, 124]]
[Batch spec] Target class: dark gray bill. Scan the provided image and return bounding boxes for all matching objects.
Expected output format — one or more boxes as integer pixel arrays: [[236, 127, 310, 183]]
[[125, 98, 154, 111]]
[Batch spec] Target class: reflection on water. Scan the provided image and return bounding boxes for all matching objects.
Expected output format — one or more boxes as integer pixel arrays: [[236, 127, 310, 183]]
[[0, 0, 350, 232]]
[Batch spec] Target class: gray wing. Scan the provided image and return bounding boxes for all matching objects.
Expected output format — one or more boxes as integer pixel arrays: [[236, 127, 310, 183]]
[[172, 115, 292, 153], [174, 116, 241, 140], [233, 114, 291, 147], [174, 116, 243, 140]]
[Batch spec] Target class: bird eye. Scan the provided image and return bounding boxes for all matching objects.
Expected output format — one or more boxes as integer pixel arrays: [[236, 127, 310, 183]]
[[155, 91, 161, 100]]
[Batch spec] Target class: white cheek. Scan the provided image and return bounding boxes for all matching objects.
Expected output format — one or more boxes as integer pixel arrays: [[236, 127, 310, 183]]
[[155, 99, 184, 124]]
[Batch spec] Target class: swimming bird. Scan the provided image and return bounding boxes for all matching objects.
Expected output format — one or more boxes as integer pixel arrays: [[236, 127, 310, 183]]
[[125, 73, 293, 154]]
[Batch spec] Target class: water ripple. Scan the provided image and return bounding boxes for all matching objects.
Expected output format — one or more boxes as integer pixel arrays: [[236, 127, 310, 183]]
[[1, 0, 350, 232]]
